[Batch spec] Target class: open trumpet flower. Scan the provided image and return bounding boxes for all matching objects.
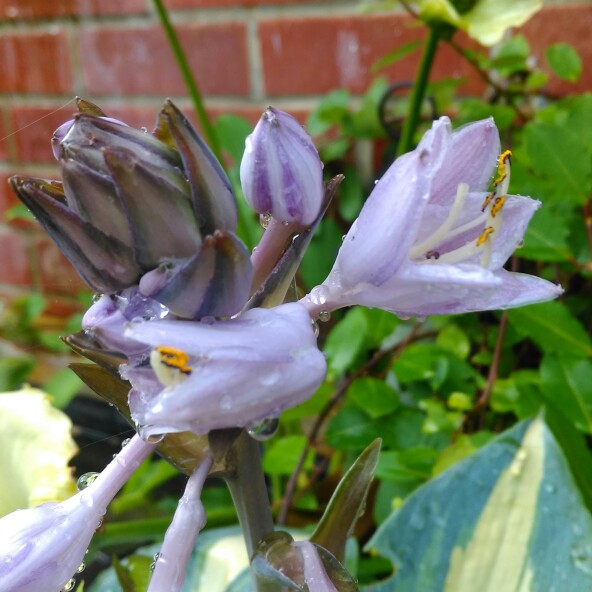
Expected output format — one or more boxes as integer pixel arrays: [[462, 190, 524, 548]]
[[305, 117, 562, 319]]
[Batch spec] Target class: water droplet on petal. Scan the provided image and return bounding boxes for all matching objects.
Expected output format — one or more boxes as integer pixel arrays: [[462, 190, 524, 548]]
[[77, 472, 99, 491], [247, 417, 279, 441], [311, 320, 320, 337], [220, 395, 233, 410], [62, 578, 76, 591], [260, 368, 281, 386], [137, 424, 165, 443], [318, 310, 331, 322], [77, 562, 86, 574], [121, 438, 131, 448], [310, 285, 329, 306]]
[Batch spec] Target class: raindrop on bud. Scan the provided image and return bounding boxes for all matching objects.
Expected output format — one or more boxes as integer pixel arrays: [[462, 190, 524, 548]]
[[247, 417, 279, 441]]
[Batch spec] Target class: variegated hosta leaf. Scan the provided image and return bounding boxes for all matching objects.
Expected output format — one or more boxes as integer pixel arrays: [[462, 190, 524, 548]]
[[366, 417, 592, 591]]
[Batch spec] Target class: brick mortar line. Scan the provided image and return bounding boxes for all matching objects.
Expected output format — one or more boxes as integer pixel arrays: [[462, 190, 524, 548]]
[[0, 2, 364, 32]]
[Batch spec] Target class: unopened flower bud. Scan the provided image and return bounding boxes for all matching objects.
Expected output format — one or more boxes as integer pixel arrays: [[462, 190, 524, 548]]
[[240, 107, 324, 226]]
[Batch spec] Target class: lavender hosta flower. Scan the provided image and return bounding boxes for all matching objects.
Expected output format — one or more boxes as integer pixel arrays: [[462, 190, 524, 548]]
[[240, 107, 324, 226], [305, 117, 562, 319], [0, 435, 156, 592], [10, 100, 252, 319], [122, 303, 326, 438], [148, 456, 212, 592]]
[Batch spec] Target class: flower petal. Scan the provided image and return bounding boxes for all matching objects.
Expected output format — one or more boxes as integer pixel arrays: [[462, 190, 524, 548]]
[[103, 145, 202, 268], [9, 176, 141, 292], [139, 231, 252, 319], [162, 100, 238, 234], [126, 303, 326, 436], [333, 146, 434, 288]]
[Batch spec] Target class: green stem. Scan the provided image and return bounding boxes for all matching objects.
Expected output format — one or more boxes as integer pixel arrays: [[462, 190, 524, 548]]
[[397, 26, 441, 156], [151, 0, 224, 163], [224, 430, 280, 592]]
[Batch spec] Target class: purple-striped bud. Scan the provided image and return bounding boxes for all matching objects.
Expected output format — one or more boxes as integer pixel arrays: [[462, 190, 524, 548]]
[[240, 107, 324, 226]]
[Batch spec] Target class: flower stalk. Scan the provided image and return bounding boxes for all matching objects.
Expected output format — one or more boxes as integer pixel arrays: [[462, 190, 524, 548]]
[[397, 25, 441, 155]]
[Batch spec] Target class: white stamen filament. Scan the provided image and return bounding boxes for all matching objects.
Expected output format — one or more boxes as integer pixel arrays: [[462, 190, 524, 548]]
[[410, 183, 469, 259], [410, 151, 510, 268]]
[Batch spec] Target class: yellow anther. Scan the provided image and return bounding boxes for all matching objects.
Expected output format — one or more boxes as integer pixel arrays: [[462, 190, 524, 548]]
[[491, 195, 505, 218], [155, 346, 192, 374], [476, 226, 495, 246], [481, 191, 495, 212], [493, 150, 512, 186]]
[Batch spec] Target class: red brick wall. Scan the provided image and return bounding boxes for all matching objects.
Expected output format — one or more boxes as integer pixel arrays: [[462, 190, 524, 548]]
[[0, 0, 590, 311]]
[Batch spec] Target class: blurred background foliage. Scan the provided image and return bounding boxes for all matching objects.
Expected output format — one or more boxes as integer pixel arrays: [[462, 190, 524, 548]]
[[1, 1, 591, 589]]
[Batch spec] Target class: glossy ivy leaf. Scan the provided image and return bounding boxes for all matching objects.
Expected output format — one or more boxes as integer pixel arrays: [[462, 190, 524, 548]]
[[540, 354, 592, 434], [365, 417, 592, 591], [311, 439, 381, 561], [545, 43, 582, 82], [347, 377, 400, 419], [507, 301, 592, 358]]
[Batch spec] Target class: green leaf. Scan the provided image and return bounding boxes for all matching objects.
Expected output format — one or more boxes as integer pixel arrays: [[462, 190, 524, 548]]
[[324, 307, 368, 377], [457, 99, 516, 132], [507, 301, 592, 358], [541, 355, 592, 434], [263, 435, 313, 476], [312, 439, 381, 561], [307, 90, 350, 135], [44, 368, 83, 409], [0, 356, 35, 391], [436, 324, 470, 360], [300, 217, 343, 288], [546, 43, 582, 82], [348, 377, 400, 419], [327, 406, 392, 450], [525, 122, 592, 205], [371, 40, 422, 73], [338, 165, 365, 222], [214, 114, 253, 164], [520, 202, 574, 262], [366, 418, 592, 591]]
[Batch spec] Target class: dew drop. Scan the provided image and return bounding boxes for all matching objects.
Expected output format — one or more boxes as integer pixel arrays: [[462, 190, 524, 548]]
[[219, 395, 233, 410], [121, 437, 131, 448], [136, 423, 165, 443], [140, 126, 148, 133], [260, 368, 281, 386], [247, 417, 279, 441], [318, 310, 331, 322], [311, 320, 320, 337], [154, 552, 161, 561], [77, 562, 85, 574], [260, 212, 272, 228], [310, 285, 329, 306], [62, 578, 76, 591], [77, 472, 99, 491], [517, 239, 525, 248]]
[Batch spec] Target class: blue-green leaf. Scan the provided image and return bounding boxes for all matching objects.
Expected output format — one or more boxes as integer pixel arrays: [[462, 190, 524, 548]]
[[365, 418, 592, 591]]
